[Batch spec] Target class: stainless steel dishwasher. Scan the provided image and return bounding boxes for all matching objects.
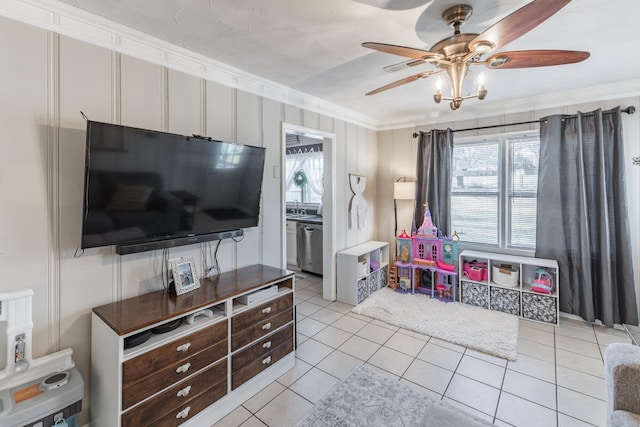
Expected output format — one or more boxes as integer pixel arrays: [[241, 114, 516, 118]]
[[296, 222, 323, 275]]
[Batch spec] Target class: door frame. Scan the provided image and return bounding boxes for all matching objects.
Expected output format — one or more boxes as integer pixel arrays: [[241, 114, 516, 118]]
[[281, 123, 337, 301]]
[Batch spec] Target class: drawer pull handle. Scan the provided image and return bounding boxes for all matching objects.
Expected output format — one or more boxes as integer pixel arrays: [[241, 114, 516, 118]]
[[176, 362, 191, 374], [176, 343, 191, 352], [262, 356, 272, 365], [263, 341, 272, 349], [262, 322, 272, 331], [262, 307, 272, 314], [176, 406, 191, 419], [177, 385, 191, 397]]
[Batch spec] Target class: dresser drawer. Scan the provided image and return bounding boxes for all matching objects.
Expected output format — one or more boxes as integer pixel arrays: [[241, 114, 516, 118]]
[[232, 338, 294, 389], [122, 339, 227, 410], [231, 309, 293, 351], [232, 293, 293, 333], [124, 377, 228, 427], [232, 324, 293, 371], [122, 359, 227, 427], [123, 320, 228, 386]]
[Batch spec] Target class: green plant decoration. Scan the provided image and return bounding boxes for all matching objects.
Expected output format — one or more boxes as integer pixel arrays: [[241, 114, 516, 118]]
[[293, 170, 308, 188]]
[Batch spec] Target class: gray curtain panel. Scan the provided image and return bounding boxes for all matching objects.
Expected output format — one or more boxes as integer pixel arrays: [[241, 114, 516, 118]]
[[536, 107, 638, 327], [415, 129, 454, 235]]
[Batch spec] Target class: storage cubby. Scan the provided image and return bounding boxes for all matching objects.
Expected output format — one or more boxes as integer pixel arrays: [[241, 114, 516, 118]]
[[459, 250, 559, 326], [231, 277, 294, 314], [337, 241, 390, 305], [123, 302, 226, 360]]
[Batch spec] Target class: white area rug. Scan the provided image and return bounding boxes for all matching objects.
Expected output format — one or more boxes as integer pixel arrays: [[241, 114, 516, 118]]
[[295, 364, 494, 427], [353, 287, 519, 360]]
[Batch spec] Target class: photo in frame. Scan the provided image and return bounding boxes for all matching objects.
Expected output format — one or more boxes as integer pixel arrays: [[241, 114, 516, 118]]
[[169, 257, 200, 295]]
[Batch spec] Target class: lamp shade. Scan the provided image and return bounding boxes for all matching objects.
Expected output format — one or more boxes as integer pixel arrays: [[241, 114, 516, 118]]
[[394, 181, 415, 200]]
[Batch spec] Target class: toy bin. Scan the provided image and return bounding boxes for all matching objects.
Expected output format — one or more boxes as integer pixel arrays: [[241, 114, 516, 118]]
[[463, 260, 488, 282], [522, 292, 558, 324], [461, 282, 489, 309], [492, 263, 519, 287], [357, 257, 368, 278], [357, 278, 368, 303], [490, 286, 521, 315]]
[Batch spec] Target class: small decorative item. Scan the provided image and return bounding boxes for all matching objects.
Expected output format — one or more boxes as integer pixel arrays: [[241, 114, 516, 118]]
[[399, 277, 411, 291], [293, 170, 308, 188], [396, 229, 412, 264], [441, 238, 458, 266], [531, 268, 555, 294], [436, 259, 455, 271], [349, 173, 368, 229], [169, 257, 200, 295]]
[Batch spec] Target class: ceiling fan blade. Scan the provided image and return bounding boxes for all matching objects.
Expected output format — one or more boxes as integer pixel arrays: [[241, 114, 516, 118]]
[[366, 71, 436, 95], [485, 50, 590, 69], [470, 0, 572, 52], [362, 42, 443, 61], [384, 58, 428, 73]]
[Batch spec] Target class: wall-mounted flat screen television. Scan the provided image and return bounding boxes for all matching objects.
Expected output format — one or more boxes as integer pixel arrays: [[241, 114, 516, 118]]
[[81, 121, 266, 254]]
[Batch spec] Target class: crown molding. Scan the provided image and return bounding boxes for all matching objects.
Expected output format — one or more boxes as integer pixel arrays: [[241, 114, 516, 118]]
[[0, 0, 380, 130]]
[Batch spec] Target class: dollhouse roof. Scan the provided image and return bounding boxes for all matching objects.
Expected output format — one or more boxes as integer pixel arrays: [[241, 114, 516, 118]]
[[417, 205, 437, 237]]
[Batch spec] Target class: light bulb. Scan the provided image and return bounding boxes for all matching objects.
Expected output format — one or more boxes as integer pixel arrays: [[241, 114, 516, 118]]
[[435, 76, 443, 92], [477, 72, 486, 90]]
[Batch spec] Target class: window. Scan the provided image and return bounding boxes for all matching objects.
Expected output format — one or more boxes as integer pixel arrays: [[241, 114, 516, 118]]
[[451, 133, 539, 249], [285, 151, 323, 205]]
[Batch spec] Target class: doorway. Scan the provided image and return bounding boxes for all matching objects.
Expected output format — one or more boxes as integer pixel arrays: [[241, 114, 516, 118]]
[[282, 123, 336, 301]]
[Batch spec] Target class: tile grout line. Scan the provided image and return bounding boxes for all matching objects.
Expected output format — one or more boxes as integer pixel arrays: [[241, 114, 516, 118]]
[[217, 292, 616, 427]]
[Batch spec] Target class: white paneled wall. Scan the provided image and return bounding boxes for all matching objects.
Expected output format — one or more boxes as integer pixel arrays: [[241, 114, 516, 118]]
[[0, 19, 50, 361], [0, 16, 378, 425], [57, 37, 115, 424], [262, 98, 286, 270]]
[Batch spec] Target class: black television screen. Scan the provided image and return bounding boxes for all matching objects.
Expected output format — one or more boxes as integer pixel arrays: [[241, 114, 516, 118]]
[[81, 121, 266, 253]]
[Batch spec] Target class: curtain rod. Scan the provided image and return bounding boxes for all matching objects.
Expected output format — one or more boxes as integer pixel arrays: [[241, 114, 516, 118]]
[[412, 106, 636, 138]]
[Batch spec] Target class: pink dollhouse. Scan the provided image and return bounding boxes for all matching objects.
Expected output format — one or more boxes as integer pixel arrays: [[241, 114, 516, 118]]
[[394, 205, 458, 301]]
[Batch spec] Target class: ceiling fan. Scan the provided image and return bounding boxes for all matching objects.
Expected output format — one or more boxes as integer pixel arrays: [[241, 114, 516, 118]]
[[362, 0, 590, 110]]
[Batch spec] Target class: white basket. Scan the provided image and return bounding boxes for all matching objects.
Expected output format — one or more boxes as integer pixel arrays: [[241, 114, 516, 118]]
[[357, 257, 368, 278], [492, 264, 519, 287]]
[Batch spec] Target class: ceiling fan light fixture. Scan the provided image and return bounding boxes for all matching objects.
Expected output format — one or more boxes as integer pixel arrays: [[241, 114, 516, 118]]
[[362, 1, 590, 111], [488, 56, 509, 68], [471, 40, 495, 54]]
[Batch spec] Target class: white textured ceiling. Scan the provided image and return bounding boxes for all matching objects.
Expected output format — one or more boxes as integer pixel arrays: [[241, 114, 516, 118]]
[[54, 0, 640, 128]]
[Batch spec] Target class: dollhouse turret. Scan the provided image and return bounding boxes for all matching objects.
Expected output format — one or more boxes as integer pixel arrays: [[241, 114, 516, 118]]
[[417, 204, 438, 237]]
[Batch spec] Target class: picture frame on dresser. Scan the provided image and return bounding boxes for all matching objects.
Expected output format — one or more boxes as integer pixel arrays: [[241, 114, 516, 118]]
[[169, 257, 200, 295]]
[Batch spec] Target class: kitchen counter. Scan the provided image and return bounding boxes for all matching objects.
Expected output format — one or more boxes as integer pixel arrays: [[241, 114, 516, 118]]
[[286, 214, 323, 224]]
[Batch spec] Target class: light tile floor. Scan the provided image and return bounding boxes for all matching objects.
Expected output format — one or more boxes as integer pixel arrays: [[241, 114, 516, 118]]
[[214, 274, 631, 427]]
